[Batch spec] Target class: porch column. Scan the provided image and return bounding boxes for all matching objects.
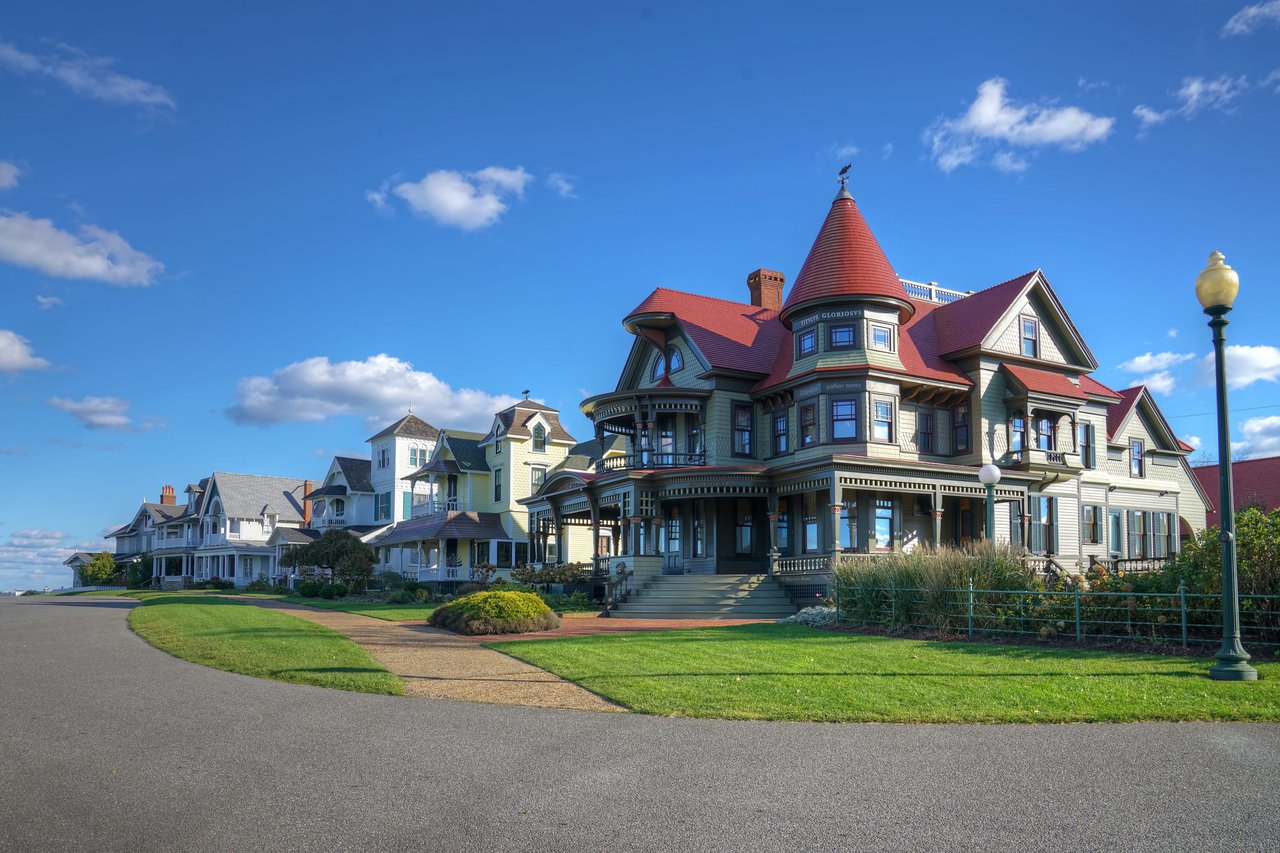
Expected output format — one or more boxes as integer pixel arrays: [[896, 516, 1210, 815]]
[[933, 509, 944, 546], [649, 518, 661, 556], [829, 504, 843, 554], [589, 503, 603, 577]]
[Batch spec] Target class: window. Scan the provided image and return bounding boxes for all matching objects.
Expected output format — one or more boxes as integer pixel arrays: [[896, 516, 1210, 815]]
[[1021, 317, 1039, 358], [667, 347, 683, 373], [1079, 423, 1095, 469], [514, 543, 529, 567], [409, 447, 426, 466], [1128, 510, 1148, 558], [797, 329, 817, 358], [952, 402, 971, 453], [870, 325, 893, 351], [840, 501, 858, 552], [1152, 513, 1169, 558], [530, 466, 547, 492], [872, 401, 893, 442], [1010, 412, 1026, 452], [657, 415, 675, 457], [732, 404, 753, 456], [651, 352, 664, 381], [686, 414, 703, 454], [1029, 496, 1057, 555], [1081, 505, 1101, 544], [873, 499, 893, 551], [532, 424, 546, 453], [378, 446, 389, 469], [1130, 439, 1145, 477], [666, 506, 681, 556], [313, 500, 328, 519], [773, 410, 789, 455], [832, 399, 858, 441], [496, 541, 513, 568], [776, 498, 790, 552], [472, 540, 490, 566], [332, 498, 345, 518], [1037, 416, 1055, 451], [800, 404, 817, 447], [493, 469, 503, 502], [802, 492, 819, 553], [917, 411, 935, 453], [829, 324, 855, 350], [1109, 511, 1123, 557], [375, 492, 392, 521], [735, 500, 754, 554], [692, 503, 706, 558]]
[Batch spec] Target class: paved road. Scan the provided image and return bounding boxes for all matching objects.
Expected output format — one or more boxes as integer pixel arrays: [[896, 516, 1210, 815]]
[[2, 597, 1278, 853]]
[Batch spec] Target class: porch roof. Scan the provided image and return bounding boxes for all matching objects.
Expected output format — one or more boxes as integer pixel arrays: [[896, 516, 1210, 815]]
[[373, 512, 509, 547]]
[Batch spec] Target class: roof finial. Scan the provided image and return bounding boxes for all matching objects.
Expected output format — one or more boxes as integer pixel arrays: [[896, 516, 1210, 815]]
[[522, 388, 530, 400], [407, 404, 413, 415], [836, 163, 853, 200]]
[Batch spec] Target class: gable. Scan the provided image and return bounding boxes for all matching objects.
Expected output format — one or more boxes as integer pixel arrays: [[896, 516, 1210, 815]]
[[988, 292, 1072, 365], [1110, 391, 1180, 452], [633, 331, 710, 390]]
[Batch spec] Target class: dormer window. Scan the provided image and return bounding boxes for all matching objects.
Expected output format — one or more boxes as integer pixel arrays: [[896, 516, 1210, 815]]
[[1021, 317, 1039, 358], [667, 347, 683, 373], [651, 347, 683, 380], [797, 329, 817, 358], [494, 439, 502, 455], [1130, 439, 1145, 477], [532, 423, 546, 453]]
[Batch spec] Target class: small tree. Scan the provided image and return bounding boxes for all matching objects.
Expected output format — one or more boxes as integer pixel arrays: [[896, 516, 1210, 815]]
[[127, 557, 153, 589], [81, 553, 119, 587], [279, 530, 375, 594]]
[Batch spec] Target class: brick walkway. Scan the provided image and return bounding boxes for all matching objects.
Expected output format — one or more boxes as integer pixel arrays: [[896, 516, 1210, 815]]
[[452, 614, 771, 642]]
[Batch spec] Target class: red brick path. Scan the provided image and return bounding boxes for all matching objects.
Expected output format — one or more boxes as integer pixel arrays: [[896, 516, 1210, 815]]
[[456, 615, 772, 642]]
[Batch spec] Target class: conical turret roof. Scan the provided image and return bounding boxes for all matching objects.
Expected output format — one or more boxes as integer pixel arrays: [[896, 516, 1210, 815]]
[[780, 187, 913, 326]]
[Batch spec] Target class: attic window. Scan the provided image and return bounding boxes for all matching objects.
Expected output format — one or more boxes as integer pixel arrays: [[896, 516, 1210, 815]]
[[1021, 317, 1039, 358], [668, 347, 683, 373], [532, 423, 546, 453]]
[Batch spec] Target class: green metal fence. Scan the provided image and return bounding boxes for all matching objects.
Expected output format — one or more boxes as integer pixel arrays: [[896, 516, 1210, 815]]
[[833, 580, 1280, 649]]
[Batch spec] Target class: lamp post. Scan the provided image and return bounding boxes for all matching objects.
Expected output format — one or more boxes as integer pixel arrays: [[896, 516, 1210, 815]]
[[1195, 251, 1257, 682], [978, 464, 1001, 541]]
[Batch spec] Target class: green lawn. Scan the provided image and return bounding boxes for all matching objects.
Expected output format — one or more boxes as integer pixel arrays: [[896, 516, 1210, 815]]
[[491, 623, 1280, 723], [278, 596, 437, 622], [128, 594, 403, 695]]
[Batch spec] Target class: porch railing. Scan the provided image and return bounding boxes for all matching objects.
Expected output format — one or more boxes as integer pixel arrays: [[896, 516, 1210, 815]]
[[772, 554, 834, 575], [599, 451, 705, 472], [1089, 556, 1174, 575], [600, 569, 634, 617], [412, 497, 468, 516]]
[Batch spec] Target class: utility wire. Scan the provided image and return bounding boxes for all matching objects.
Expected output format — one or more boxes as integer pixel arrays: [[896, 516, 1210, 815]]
[[1165, 403, 1280, 419]]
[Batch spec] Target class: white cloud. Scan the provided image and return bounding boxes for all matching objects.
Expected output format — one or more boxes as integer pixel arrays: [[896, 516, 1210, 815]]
[[1167, 328, 1178, 338], [36, 294, 64, 309], [386, 166, 533, 230], [1222, 0, 1280, 36], [0, 527, 80, 592], [0, 212, 163, 285], [48, 395, 160, 432], [545, 172, 577, 199], [1117, 351, 1195, 373], [365, 181, 390, 211], [881, 143, 894, 159], [0, 330, 51, 374], [0, 39, 175, 109], [1263, 69, 1280, 92], [227, 353, 523, 431], [992, 151, 1029, 173], [1134, 75, 1251, 133], [1138, 371, 1177, 395], [1239, 416, 1280, 457], [1202, 344, 1280, 389], [925, 78, 1114, 172], [832, 144, 860, 159], [1182, 434, 1203, 450], [0, 161, 20, 190]]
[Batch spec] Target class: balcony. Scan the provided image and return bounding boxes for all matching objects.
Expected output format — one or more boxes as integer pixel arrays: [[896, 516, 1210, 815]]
[[1004, 447, 1083, 478], [598, 451, 705, 472], [411, 497, 471, 517]]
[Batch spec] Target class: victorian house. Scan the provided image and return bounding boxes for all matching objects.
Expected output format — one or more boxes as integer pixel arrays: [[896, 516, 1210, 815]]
[[522, 184, 1209, 614]]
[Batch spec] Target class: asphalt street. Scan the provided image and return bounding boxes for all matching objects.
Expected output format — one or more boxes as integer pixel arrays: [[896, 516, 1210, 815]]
[[1, 596, 1277, 852]]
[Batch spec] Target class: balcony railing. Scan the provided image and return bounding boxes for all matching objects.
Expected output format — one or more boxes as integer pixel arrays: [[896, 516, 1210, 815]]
[[1005, 448, 1082, 471], [412, 497, 469, 517], [772, 554, 835, 575], [599, 451, 705, 472]]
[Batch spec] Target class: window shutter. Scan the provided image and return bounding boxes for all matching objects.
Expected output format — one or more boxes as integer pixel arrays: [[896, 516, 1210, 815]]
[[1146, 511, 1157, 559], [1050, 498, 1059, 555], [402, 491, 412, 521], [1126, 511, 1136, 558], [1029, 501, 1043, 555]]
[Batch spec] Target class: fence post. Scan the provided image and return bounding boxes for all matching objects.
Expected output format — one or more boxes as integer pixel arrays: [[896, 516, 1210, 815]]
[[1074, 582, 1082, 642], [967, 577, 974, 639], [889, 577, 896, 628], [1179, 581, 1188, 649]]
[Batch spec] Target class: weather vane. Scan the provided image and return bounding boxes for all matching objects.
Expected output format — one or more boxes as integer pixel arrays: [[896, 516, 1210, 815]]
[[522, 389, 531, 400], [838, 163, 851, 188]]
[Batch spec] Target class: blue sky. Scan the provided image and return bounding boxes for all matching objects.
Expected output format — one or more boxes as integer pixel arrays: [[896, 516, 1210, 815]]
[[2, 1, 1279, 589]]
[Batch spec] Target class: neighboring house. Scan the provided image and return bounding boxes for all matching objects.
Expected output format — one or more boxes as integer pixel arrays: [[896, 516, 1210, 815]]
[[62, 551, 115, 587], [103, 485, 188, 572], [1192, 455, 1280, 528], [367, 412, 440, 525], [188, 472, 310, 587], [371, 398, 616, 582], [148, 479, 210, 585], [522, 184, 1209, 591]]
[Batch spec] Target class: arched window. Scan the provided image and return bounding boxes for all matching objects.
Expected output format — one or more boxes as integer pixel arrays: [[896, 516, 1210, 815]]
[[532, 423, 546, 453], [651, 351, 665, 381], [331, 498, 345, 518], [667, 347, 683, 373], [313, 500, 327, 519]]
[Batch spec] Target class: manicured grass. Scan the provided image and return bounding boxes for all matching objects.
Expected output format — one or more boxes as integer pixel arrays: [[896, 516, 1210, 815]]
[[128, 594, 403, 695], [279, 596, 436, 622], [491, 623, 1280, 723]]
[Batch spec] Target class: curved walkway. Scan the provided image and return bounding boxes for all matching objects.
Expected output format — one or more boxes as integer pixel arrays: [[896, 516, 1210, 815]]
[[249, 599, 620, 711], [4, 597, 1280, 852]]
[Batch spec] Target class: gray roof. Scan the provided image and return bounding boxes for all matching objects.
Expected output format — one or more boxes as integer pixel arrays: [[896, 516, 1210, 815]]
[[365, 413, 440, 444], [440, 433, 489, 473], [144, 502, 187, 525], [372, 512, 509, 547], [207, 472, 308, 522], [335, 456, 373, 492], [481, 401, 576, 445], [271, 527, 324, 545]]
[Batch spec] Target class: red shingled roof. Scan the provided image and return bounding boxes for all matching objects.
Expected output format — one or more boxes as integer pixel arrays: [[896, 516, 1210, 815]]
[[1107, 386, 1145, 440], [624, 288, 786, 375], [1079, 375, 1123, 399], [1193, 456, 1280, 527], [1003, 364, 1088, 399], [779, 189, 911, 324], [932, 270, 1038, 356]]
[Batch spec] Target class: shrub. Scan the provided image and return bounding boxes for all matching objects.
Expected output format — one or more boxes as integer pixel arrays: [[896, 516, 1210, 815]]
[[386, 590, 415, 604], [402, 581, 421, 593], [539, 591, 596, 612], [194, 577, 235, 591], [245, 577, 273, 593], [377, 571, 405, 590], [429, 590, 560, 635], [415, 586, 432, 602], [457, 583, 484, 596], [297, 580, 323, 598], [319, 584, 338, 599]]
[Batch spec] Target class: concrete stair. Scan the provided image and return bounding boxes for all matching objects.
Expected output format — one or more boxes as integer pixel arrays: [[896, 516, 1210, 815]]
[[610, 573, 798, 620]]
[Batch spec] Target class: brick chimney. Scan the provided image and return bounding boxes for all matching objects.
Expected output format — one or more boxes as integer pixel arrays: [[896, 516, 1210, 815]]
[[302, 480, 314, 525], [159, 484, 176, 506], [748, 268, 785, 311]]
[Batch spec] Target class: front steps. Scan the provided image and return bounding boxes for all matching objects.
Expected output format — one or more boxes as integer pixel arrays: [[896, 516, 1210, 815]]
[[610, 573, 798, 620]]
